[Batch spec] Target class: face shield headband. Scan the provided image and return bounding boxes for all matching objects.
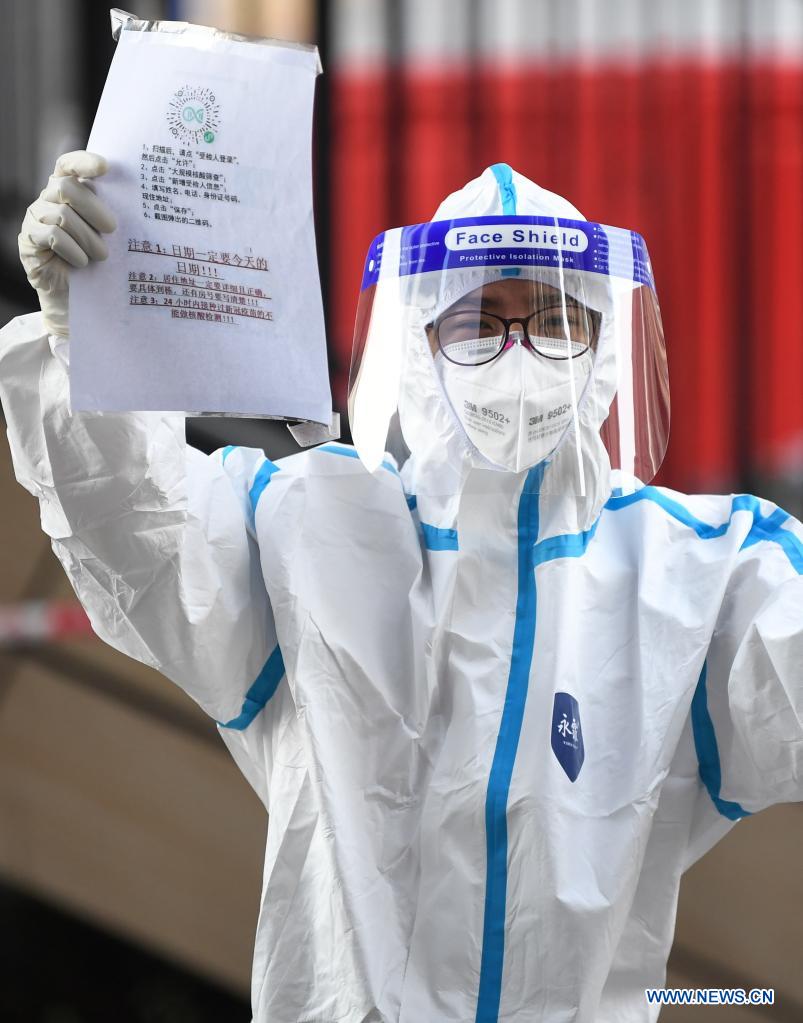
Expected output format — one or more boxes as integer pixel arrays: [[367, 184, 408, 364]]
[[348, 215, 669, 497]]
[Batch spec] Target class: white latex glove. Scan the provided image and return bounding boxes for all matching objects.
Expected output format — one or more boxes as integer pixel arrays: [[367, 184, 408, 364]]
[[18, 151, 116, 337]]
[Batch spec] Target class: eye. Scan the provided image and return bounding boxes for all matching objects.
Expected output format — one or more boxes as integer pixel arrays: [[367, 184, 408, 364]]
[[446, 311, 479, 328], [440, 311, 503, 341], [536, 304, 589, 337]]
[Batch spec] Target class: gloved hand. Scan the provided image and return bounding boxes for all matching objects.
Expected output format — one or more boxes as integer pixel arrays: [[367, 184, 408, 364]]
[[18, 151, 117, 337]]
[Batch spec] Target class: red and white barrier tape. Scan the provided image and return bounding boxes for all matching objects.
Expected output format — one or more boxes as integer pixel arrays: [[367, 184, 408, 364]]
[[0, 602, 94, 645]]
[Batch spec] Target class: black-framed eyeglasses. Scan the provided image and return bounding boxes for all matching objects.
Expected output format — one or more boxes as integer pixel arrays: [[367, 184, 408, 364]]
[[432, 306, 600, 367]]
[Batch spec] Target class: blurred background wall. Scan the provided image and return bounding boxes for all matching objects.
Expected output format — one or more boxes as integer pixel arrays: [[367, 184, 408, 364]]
[[0, 1, 801, 1021], [326, 0, 803, 509]]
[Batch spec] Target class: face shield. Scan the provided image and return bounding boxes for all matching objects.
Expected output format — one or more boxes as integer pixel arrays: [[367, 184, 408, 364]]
[[348, 216, 669, 497]]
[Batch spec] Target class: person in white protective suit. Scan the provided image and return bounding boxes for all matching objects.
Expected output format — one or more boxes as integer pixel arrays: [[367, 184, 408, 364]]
[[3, 153, 803, 1023]]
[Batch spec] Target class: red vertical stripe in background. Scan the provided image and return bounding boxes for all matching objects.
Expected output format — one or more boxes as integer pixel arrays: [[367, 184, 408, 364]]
[[543, 63, 581, 211], [575, 59, 644, 231], [644, 55, 700, 490], [747, 62, 772, 475], [397, 68, 476, 226], [476, 66, 555, 192], [329, 71, 392, 403], [678, 58, 740, 492], [748, 60, 803, 476], [568, 65, 606, 220]]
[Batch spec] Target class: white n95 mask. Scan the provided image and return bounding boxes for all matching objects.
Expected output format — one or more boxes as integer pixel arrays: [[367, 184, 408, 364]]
[[436, 338, 593, 474]]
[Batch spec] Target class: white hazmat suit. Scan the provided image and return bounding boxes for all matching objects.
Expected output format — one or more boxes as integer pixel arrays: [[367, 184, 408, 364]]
[[2, 161, 803, 1022]]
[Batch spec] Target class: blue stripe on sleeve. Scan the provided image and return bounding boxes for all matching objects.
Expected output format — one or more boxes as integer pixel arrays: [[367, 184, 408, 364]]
[[216, 645, 286, 730], [606, 487, 803, 822], [605, 489, 760, 539], [532, 517, 600, 567], [690, 662, 751, 820], [607, 487, 803, 575], [317, 443, 399, 477], [420, 522, 459, 551], [249, 458, 280, 518], [741, 508, 803, 573]]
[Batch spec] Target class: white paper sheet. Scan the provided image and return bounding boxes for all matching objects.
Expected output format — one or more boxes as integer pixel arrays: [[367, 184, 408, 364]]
[[70, 21, 332, 424]]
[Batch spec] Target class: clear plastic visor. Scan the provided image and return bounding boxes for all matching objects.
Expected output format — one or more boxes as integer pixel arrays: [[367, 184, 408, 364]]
[[348, 218, 669, 497]]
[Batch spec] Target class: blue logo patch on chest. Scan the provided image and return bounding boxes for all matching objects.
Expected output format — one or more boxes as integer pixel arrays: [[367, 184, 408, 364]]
[[551, 692, 585, 782]]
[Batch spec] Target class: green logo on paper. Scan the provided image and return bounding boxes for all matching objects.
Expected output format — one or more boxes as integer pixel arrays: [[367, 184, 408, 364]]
[[167, 86, 221, 144]]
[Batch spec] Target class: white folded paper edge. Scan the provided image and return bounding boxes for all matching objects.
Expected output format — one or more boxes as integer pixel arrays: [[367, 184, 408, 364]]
[[288, 413, 341, 447]]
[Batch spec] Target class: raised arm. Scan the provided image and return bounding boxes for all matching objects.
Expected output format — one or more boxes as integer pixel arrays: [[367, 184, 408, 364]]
[[2, 151, 275, 724], [696, 505, 803, 817]]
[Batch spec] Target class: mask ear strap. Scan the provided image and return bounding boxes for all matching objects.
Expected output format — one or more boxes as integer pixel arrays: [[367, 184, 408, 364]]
[[554, 218, 586, 497]]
